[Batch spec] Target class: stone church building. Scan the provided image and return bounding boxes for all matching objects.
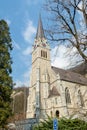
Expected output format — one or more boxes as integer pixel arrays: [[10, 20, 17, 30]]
[[26, 16, 87, 120]]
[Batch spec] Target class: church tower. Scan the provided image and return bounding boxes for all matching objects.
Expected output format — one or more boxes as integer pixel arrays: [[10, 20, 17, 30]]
[[26, 15, 51, 118], [31, 15, 51, 84]]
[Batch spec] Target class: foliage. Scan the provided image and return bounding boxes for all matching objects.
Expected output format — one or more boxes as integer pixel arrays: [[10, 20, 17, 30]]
[[59, 118, 87, 130], [33, 116, 53, 130], [0, 20, 13, 128], [33, 116, 87, 130], [44, 0, 87, 63]]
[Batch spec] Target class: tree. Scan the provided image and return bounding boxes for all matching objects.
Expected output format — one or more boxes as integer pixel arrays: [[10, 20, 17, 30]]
[[0, 20, 13, 128], [44, 0, 87, 63]]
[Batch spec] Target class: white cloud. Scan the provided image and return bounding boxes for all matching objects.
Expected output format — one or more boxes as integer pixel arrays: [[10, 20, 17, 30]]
[[78, 1, 82, 10], [14, 80, 24, 88], [5, 19, 11, 25], [52, 57, 69, 69], [22, 20, 36, 43], [51, 45, 82, 69], [14, 68, 31, 88], [51, 45, 69, 68], [23, 46, 32, 55], [14, 80, 29, 88]]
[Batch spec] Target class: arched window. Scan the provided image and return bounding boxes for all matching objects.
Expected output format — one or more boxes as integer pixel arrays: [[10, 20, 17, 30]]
[[78, 90, 84, 107], [65, 88, 71, 104], [46, 52, 47, 58], [41, 50, 47, 58], [55, 110, 59, 118]]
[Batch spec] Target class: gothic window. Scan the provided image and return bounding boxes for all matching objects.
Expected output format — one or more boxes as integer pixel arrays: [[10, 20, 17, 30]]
[[41, 50, 47, 58], [45, 52, 47, 58], [65, 88, 71, 104], [78, 90, 84, 107]]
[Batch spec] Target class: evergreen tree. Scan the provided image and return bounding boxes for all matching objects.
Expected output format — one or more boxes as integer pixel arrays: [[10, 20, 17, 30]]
[[0, 20, 13, 128]]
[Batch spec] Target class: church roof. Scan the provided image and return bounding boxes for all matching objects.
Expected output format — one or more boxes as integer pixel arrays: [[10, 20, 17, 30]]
[[68, 62, 87, 75], [52, 66, 87, 85], [48, 86, 60, 98], [36, 15, 45, 39]]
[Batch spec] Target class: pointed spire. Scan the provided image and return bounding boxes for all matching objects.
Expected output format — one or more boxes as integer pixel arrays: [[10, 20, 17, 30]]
[[36, 14, 45, 39]]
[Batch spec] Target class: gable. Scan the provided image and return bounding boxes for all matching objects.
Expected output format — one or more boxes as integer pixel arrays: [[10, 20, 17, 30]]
[[48, 86, 60, 98]]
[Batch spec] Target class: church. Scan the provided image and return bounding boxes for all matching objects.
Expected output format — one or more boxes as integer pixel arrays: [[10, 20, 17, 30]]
[[26, 16, 87, 120]]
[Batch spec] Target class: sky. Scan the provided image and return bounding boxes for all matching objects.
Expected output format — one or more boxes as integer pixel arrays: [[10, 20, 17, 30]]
[[0, 0, 83, 87]]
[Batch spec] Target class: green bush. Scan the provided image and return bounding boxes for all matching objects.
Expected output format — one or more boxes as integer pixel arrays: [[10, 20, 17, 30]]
[[59, 118, 87, 130], [33, 116, 87, 130]]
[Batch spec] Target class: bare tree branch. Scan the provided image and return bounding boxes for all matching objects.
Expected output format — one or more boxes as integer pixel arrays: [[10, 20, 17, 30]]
[[44, 0, 87, 63]]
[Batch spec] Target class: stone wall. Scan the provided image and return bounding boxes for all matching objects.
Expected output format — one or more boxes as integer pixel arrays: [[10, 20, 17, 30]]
[[11, 87, 29, 121], [15, 118, 38, 130]]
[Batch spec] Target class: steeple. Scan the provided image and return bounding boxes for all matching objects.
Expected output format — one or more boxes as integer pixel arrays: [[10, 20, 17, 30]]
[[36, 15, 45, 39]]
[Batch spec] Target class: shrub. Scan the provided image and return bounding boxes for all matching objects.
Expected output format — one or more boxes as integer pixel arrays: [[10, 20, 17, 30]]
[[33, 116, 87, 130]]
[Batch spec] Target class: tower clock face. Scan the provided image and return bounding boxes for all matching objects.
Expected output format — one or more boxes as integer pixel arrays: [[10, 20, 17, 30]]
[[42, 43, 46, 47]]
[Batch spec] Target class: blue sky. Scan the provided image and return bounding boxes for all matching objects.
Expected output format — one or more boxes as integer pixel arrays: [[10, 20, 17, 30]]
[[0, 0, 82, 87], [0, 0, 45, 87]]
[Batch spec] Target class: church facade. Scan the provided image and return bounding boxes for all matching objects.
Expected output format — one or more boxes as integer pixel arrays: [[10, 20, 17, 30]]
[[26, 16, 87, 119]]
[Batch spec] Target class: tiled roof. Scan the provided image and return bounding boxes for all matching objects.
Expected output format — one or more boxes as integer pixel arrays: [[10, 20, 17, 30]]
[[48, 86, 60, 98], [52, 66, 87, 85]]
